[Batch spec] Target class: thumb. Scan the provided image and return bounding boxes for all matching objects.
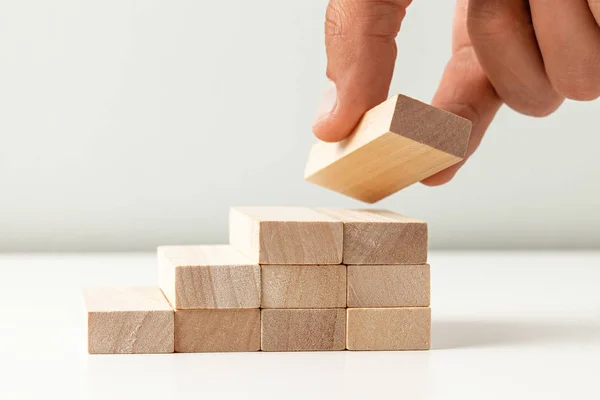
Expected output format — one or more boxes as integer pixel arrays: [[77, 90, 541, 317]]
[[312, 0, 412, 142]]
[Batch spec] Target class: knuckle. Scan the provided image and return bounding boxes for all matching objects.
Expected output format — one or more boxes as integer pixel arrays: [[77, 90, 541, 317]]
[[467, 1, 533, 42], [559, 85, 600, 101], [467, 4, 507, 40], [549, 64, 600, 101], [524, 102, 561, 117], [325, 0, 350, 38], [504, 94, 562, 117], [326, 0, 409, 39], [496, 82, 563, 117]]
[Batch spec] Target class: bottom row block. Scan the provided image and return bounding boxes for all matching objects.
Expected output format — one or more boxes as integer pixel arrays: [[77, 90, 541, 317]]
[[262, 309, 346, 351], [83, 287, 174, 354], [176, 308, 429, 352], [84, 287, 431, 353], [347, 307, 430, 351], [175, 309, 261, 352]]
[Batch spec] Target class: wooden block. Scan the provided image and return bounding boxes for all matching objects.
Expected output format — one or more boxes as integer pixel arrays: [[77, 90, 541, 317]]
[[261, 265, 346, 308], [304, 94, 472, 203], [261, 309, 346, 351], [175, 309, 260, 352], [83, 286, 174, 354], [317, 208, 427, 264], [158, 245, 260, 310], [229, 206, 343, 264], [347, 264, 430, 307], [346, 308, 431, 351]]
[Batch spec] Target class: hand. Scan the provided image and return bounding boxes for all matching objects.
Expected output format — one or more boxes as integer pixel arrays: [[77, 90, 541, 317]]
[[312, 0, 600, 185]]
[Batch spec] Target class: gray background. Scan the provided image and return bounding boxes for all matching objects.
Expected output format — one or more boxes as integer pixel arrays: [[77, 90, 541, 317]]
[[1, 0, 598, 251]]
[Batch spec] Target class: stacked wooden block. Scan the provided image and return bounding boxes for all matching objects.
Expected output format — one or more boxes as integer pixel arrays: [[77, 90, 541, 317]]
[[83, 207, 430, 353], [320, 209, 430, 351]]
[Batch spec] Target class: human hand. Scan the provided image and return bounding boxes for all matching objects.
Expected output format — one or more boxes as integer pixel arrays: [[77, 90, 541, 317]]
[[312, 0, 600, 185]]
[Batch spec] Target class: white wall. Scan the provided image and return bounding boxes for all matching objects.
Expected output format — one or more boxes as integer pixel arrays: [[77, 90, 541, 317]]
[[1, 0, 599, 251]]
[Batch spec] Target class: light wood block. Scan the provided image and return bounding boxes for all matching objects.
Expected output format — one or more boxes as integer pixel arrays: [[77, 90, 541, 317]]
[[261, 309, 346, 351], [317, 208, 427, 264], [175, 309, 260, 352], [346, 308, 431, 351], [261, 265, 346, 308], [347, 264, 430, 307], [83, 286, 174, 354], [229, 206, 343, 264], [305, 94, 472, 203], [158, 245, 260, 310]]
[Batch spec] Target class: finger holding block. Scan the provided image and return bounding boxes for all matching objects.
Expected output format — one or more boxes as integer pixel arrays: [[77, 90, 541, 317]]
[[305, 95, 472, 203], [83, 286, 174, 354], [346, 308, 431, 351], [229, 207, 343, 264]]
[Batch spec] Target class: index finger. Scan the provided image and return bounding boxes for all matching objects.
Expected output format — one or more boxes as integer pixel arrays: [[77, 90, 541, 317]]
[[422, 0, 502, 186]]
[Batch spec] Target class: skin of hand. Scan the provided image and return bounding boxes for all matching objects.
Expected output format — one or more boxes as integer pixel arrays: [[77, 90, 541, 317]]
[[312, 0, 600, 185]]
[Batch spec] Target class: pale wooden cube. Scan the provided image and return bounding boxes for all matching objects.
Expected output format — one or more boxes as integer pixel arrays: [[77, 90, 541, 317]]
[[317, 208, 427, 264], [346, 308, 431, 351], [229, 207, 343, 264], [261, 309, 346, 351], [83, 286, 174, 354], [158, 245, 260, 310], [175, 309, 260, 352], [347, 264, 430, 307], [261, 265, 346, 308], [305, 94, 471, 203]]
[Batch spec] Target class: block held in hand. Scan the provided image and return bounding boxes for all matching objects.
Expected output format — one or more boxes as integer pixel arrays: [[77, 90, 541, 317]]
[[305, 94, 472, 203]]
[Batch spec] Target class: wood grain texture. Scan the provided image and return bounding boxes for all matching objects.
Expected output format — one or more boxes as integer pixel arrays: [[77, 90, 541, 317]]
[[175, 309, 260, 352], [158, 245, 260, 310], [304, 94, 471, 203], [83, 286, 174, 354], [261, 309, 346, 351], [346, 307, 431, 351], [347, 264, 430, 307], [261, 265, 347, 308], [229, 207, 343, 264], [317, 208, 427, 264], [390, 94, 470, 157]]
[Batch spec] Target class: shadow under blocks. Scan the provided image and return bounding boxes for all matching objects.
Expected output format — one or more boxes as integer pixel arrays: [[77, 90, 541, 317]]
[[432, 319, 600, 350]]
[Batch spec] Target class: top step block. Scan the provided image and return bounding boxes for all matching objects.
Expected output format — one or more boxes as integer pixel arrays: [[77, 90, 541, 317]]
[[304, 94, 472, 203], [318, 209, 427, 265], [229, 207, 343, 264]]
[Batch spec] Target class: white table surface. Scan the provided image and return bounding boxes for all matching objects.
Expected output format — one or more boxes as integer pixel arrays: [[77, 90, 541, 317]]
[[0, 251, 598, 400]]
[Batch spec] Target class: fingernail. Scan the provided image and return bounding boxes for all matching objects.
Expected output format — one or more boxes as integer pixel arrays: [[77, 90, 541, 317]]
[[313, 80, 337, 124]]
